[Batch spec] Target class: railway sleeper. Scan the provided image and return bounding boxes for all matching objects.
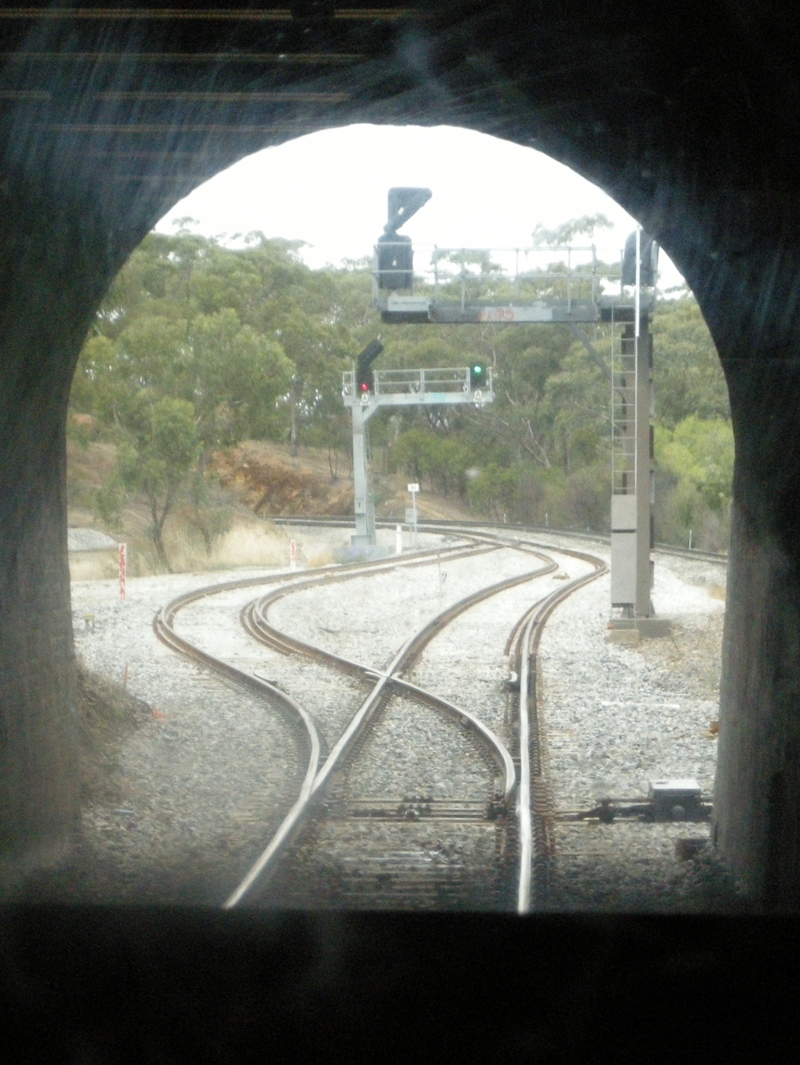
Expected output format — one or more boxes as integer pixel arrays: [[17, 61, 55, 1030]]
[[325, 798, 499, 822]]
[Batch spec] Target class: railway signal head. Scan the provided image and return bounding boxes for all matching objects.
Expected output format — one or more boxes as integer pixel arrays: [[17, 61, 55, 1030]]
[[376, 187, 431, 291], [470, 362, 487, 389], [356, 338, 384, 394], [385, 187, 432, 235], [377, 233, 414, 290]]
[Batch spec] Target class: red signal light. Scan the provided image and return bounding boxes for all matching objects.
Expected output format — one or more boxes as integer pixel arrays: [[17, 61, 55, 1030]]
[[356, 338, 382, 394]]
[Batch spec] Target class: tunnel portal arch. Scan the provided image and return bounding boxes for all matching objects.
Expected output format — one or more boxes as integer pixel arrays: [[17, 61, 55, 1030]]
[[1, 3, 799, 905]]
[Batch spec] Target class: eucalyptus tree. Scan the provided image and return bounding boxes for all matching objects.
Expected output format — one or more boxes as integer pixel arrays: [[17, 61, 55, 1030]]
[[114, 394, 202, 571]]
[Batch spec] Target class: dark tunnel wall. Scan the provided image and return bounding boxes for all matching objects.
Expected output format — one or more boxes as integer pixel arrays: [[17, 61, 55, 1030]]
[[1, 2, 800, 904]]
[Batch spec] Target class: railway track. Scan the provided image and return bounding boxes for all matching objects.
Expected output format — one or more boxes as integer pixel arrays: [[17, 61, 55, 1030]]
[[154, 537, 505, 903], [504, 545, 608, 911], [154, 522, 610, 911], [235, 535, 557, 909], [268, 514, 729, 566]]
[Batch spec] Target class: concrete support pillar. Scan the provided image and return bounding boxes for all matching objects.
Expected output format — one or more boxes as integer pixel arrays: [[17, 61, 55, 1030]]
[[610, 319, 653, 619], [351, 401, 376, 546], [636, 322, 655, 618]]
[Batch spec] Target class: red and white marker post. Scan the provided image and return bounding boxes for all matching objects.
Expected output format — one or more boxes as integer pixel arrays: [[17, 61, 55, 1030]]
[[290, 539, 297, 571], [118, 542, 127, 600]]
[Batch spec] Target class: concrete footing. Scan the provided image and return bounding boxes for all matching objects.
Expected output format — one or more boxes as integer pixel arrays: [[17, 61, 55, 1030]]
[[334, 543, 390, 563], [606, 617, 672, 644]]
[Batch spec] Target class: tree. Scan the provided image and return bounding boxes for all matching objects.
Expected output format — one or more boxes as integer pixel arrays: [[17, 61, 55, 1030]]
[[74, 234, 304, 551], [653, 415, 734, 550], [272, 306, 350, 456], [71, 228, 734, 555], [181, 309, 294, 450], [80, 227, 358, 463], [531, 213, 614, 245], [652, 297, 730, 428], [657, 416, 734, 513], [114, 394, 202, 571], [391, 428, 437, 487], [561, 464, 610, 530], [467, 463, 522, 521]]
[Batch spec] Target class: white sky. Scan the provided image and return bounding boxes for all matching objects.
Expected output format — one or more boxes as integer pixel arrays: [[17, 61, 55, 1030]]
[[156, 124, 686, 291]]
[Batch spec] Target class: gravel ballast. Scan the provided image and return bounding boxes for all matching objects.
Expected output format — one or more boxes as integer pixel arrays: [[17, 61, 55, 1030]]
[[534, 541, 740, 910], [20, 529, 741, 910], [46, 568, 312, 903]]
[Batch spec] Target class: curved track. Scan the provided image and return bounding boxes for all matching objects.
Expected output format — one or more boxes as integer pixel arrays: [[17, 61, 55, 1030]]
[[504, 546, 608, 912], [268, 514, 728, 565], [234, 535, 558, 908], [153, 523, 619, 909]]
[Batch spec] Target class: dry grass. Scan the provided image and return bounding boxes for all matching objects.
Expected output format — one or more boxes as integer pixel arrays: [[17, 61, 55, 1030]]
[[69, 553, 120, 581], [67, 436, 484, 580], [161, 518, 290, 572], [306, 548, 336, 568]]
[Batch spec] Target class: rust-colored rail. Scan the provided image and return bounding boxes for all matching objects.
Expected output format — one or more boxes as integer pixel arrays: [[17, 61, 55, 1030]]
[[228, 539, 556, 905], [154, 526, 607, 910], [505, 545, 608, 913]]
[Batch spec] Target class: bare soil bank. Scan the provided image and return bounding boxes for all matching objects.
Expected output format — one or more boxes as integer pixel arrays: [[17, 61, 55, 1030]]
[[67, 438, 477, 579]]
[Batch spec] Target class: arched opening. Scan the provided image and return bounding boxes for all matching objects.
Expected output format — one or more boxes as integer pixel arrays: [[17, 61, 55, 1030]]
[[47, 120, 735, 912], [1, 4, 799, 918], [7, 7, 800, 1059]]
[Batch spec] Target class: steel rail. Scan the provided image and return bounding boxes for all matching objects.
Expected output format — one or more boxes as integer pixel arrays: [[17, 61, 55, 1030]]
[[157, 535, 486, 625], [153, 607, 322, 903], [507, 548, 608, 913], [153, 525, 605, 910], [226, 542, 561, 905], [155, 537, 490, 654], [247, 543, 557, 790], [177, 513, 710, 910], [379, 673, 516, 804], [151, 538, 489, 905], [151, 536, 503, 905], [246, 541, 552, 673], [237, 538, 501, 672], [418, 521, 727, 566], [268, 515, 728, 565]]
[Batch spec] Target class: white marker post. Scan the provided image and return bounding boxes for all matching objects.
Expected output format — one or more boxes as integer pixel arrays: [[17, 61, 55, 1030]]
[[290, 539, 297, 570], [395, 524, 403, 555], [118, 542, 127, 600], [408, 483, 419, 546]]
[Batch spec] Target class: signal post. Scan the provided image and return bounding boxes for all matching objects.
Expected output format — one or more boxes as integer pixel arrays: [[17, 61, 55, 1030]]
[[369, 187, 665, 633], [350, 399, 375, 547], [349, 340, 384, 547], [344, 360, 494, 552]]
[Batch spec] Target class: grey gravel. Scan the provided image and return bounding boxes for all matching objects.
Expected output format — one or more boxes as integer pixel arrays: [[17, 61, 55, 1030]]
[[172, 581, 368, 748], [340, 693, 497, 801], [63, 568, 311, 903], [25, 529, 739, 910], [268, 546, 544, 672], [530, 538, 739, 910], [406, 548, 596, 743]]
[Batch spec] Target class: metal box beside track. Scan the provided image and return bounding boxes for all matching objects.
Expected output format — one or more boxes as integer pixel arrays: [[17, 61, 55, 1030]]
[[648, 779, 702, 821]]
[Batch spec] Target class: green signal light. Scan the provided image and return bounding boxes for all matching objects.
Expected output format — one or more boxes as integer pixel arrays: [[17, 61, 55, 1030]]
[[470, 363, 487, 388]]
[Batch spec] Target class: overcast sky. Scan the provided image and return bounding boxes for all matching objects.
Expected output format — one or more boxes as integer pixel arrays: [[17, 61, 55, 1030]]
[[156, 124, 685, 291]]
